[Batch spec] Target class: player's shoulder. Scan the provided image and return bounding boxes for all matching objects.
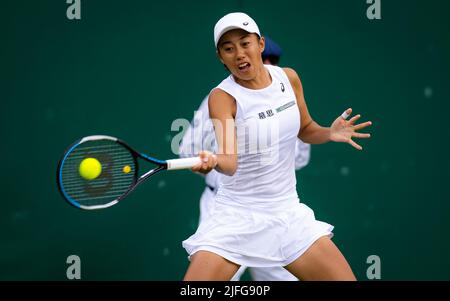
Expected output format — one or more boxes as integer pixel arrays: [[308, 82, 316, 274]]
[[209, 87, 234, 103], [282, 67, 303, 90], [282, 67, 301, 82], [208, 88, 236, 117]]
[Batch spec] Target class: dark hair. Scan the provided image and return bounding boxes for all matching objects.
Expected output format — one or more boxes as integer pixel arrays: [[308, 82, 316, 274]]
[[262, 55, 280, 65]]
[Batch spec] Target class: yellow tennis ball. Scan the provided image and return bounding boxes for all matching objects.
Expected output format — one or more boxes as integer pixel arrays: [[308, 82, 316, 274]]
[[123, 165, 131, 174], [79, 158, 102, 180]]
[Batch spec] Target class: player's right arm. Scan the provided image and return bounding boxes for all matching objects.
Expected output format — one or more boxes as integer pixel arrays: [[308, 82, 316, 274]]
[[192, 88, 238, 176]]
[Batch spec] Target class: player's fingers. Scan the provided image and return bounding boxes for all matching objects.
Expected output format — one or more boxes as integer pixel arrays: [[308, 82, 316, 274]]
[[349, 139, 363, 150], [191, 163, 202, 172], [348, 114, 361, 125], [341, 108, 352, 120], [354, 121, 372, 130], [352, 132, 371, 139], [199, 150, 211, 162], [197, 151, 217, 171]]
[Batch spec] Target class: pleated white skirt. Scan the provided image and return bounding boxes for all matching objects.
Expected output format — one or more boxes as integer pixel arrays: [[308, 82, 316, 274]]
[[182, 201, 334, 267]]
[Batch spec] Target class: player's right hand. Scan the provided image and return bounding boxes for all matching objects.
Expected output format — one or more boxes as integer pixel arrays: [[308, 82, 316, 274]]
[[192, 150, 218, 174]]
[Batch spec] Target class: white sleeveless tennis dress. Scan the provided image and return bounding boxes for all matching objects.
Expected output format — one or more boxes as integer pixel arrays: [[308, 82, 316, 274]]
[[182, 65, 333, 267]]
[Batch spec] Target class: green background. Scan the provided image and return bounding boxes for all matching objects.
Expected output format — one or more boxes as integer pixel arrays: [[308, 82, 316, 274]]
[[1, 0, 449, 280]]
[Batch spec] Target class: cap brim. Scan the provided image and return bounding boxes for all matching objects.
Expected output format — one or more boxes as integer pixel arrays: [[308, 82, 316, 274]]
[[216, 26, 253, 47]]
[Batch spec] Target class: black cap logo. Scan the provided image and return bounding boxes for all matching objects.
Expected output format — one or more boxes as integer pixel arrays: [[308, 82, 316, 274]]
[[281, 83, 285, 92], [243, 22, 249, 26]]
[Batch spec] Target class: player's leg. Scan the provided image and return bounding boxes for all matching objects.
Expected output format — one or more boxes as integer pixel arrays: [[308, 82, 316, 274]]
[[198, 186, 247, 281], [284, 236, 356, 281], [231, 266, 247, 281], [249, 266, 298, 281], [184, 250, 240, 280]]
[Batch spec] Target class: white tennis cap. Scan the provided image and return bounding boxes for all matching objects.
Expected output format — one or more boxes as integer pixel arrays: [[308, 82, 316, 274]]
[[214, 12, 261, 48]]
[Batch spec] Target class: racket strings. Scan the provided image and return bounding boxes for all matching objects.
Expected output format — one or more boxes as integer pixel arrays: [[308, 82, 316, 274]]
[[59, 139, 136, 207]]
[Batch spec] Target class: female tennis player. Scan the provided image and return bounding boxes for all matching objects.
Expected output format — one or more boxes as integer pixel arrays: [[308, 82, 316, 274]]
[[179, 37, 305, 281], [182, 12, 372, 280]]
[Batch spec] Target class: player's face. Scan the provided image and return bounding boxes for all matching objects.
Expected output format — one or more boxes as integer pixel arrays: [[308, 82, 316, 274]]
[[217, 29, 265, 81]]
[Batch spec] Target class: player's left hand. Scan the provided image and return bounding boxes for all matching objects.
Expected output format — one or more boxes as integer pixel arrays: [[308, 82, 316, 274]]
[[330, 108, 372, 150]]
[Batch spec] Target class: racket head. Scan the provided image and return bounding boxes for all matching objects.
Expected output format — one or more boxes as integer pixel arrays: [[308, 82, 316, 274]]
[[57, 135, 140, 210]]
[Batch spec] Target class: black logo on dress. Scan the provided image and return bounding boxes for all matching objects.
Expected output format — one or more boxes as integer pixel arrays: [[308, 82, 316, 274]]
[[281, 83, 285, 92], [258, 110, 275, 119]]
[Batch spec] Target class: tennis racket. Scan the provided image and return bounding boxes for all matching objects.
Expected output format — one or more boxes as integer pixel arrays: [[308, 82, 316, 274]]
[[57, 135, 201, 210]]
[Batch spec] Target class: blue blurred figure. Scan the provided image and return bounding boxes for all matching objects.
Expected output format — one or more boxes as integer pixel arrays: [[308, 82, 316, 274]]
[[262, 36, 283, 65]]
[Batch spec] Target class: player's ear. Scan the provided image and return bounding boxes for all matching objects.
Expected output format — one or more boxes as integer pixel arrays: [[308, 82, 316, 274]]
[[259, 36, 265, 54]]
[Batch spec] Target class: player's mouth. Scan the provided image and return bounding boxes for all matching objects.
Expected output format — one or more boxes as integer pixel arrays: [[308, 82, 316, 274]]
[[237, 62, 251, 72]]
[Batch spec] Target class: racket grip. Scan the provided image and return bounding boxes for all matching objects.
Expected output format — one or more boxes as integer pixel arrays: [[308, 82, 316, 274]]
[[166, 157, 201, 170]]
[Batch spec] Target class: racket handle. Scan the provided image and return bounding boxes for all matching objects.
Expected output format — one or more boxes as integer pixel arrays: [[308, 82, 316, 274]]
[[166, 157, 201, 170]]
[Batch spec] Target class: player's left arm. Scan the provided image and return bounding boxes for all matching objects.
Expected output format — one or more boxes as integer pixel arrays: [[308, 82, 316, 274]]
[[284, 67, 372, 150]]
